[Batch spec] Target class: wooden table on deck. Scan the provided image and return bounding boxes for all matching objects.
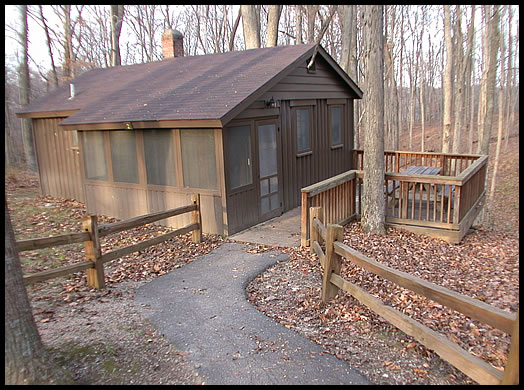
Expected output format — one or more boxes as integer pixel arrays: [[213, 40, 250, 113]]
[[389, 166, 442, 217], [400, 165, 441, 176]]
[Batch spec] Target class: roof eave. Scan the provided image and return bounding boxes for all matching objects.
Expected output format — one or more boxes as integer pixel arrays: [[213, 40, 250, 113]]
[[59, 118, 223, 131]]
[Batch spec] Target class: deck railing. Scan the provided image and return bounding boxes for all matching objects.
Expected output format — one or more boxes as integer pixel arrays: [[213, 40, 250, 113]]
[[301, 151, 487, 246]]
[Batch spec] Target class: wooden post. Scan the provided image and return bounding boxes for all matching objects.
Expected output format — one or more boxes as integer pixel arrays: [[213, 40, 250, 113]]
[[321, 224, 344, 302], [300, 191, 310, 247], [191, 193, 202, 243], [309, 207, 322, 254], [82, 215, 104, 289], [502, 309, 519, 384]]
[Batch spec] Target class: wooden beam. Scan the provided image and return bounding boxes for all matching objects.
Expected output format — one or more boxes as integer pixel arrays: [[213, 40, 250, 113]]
[[330, 273, 503, 385], [23, 261, 93, 286], [99, 223, 198, 265], [16, 231, 90, 252], [98, 204, 197, 237], [334, 241, 516, 334]]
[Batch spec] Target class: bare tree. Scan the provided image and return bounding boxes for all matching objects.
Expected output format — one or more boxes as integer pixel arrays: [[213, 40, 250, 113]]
[[18, 5, 36, 172], [38, 5, 59, 89], [477, 5, 500, 155], [241, 5, 260, 49], [360, 5, 386, 235], [110, 5, 125, 66], [487, 8, 506, 226], [295, 5, 303, 44], [441, 5, 453, 153], [5, 200, 73, 384], [266, 5, 282, 47]]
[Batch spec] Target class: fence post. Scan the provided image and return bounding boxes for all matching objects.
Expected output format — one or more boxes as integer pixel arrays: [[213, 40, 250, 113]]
[[82, 215, 104, 289], [300, 191, 310, 247], [501, 309, 519, 384], [191, 193, 202, 243], [322, 224, 344, 302], [309, 207, 322, 255]]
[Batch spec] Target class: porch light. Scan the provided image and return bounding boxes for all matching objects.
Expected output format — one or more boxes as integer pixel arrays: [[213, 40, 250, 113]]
[[124, 122, 133, 130], [265, 97, 278, 108]]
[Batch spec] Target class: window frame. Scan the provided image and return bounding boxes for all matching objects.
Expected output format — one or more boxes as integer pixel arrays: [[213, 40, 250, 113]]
[[328, 104, 344, 149], [294, 106, 313, 156]]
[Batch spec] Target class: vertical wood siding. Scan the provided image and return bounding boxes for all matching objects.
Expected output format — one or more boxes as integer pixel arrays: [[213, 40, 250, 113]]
[[279, 99, 354, 211], [33, 118, 85, 202]]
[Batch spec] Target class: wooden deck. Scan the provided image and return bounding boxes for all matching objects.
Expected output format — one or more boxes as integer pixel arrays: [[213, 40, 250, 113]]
[[301, 150, 488, 246]]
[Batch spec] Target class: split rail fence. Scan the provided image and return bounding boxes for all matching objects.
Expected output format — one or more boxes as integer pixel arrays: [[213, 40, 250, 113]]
[[309, 206, 519, 385], [17, 194, 202, 290]]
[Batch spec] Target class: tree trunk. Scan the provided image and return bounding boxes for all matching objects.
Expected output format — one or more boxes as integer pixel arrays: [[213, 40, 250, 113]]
[[5, 200, 72, 384], [295, 5, 303, 44], [241, 5, 260, 49], [360, 5, 386, 235], [452, 6, 464, 154], [266, 5, 282, 47], [110, 5, 125, 66], [18, 5, 36, 172], [477, 5, 500, 155], [441, 5, 453, 153], [487, 11, 505, 226], [39, 5, 59, 89]]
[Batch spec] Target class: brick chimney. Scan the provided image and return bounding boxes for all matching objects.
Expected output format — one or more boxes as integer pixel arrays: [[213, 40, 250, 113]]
[[162, 29, 184, 59]]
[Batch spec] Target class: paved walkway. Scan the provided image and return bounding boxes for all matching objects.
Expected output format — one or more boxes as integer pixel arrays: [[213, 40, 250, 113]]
[[135, 242, 371, 385]]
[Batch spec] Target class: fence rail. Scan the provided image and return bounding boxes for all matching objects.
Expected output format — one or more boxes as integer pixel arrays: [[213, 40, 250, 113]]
[[18, 194, 202, 289], [309, 206, 519, 385]]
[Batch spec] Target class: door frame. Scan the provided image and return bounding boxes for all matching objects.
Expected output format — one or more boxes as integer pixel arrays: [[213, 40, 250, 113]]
[[255, 118, 283, 221]]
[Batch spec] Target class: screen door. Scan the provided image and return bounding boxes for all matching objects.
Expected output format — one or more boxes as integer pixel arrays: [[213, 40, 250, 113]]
[[257, 121, 281, 219]]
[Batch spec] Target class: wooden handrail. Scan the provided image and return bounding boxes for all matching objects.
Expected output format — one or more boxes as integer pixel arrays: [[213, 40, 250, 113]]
[[309, 211, 519, 385], [16, 231, 91, 252], [333, 241, 516, 334], [19, 194, 202, 289]]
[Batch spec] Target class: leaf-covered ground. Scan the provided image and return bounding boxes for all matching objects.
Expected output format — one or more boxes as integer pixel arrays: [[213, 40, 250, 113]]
[[5, 122, 518, 384]]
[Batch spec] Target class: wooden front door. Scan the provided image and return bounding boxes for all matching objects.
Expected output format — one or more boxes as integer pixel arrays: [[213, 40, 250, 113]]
[[256, 119, 282, 221]]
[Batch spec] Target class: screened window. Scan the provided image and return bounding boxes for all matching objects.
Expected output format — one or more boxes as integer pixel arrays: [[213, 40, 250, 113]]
[[296, 108, 311, 153], [81, 131, 107, 181], [181, 129, 217, 190], [227, 125, 252, 190], [110, 130, 139, 183], [330, 106, 342, 146], [144, 130, 176, 187]]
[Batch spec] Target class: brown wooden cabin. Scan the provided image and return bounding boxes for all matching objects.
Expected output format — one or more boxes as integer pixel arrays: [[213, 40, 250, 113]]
[[16, 39, 362, 236]]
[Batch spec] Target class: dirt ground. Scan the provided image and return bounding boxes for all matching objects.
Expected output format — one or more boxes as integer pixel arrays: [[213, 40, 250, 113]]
[[5, 119, 518, 385]]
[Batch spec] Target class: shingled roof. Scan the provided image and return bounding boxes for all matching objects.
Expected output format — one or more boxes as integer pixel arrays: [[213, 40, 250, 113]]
[[17, 44, 362, 128]]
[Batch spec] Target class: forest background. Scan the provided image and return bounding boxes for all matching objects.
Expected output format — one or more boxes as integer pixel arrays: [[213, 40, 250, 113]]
[[4, 5, 520, 226]]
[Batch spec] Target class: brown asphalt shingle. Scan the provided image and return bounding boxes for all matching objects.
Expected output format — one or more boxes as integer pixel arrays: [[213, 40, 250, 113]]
[[18, 44, 322, 125]]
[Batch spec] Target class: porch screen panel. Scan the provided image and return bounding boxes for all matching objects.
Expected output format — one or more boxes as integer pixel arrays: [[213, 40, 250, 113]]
[[144, 130, 176, 186], [109, 130, 139, 184], [81, 131, 107, 181], [180, 129, 217, 190], [227, 125, 252, 189]]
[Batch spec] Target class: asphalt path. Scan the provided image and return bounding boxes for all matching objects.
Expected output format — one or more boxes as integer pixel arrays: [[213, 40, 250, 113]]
[[135, 242, 371, 385]]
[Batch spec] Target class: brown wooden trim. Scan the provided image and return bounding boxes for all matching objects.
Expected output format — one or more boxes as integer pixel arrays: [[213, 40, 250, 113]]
[[60, 119, 223, 131], [290, 99, 317, 107], [16, 110, 79, 119]]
